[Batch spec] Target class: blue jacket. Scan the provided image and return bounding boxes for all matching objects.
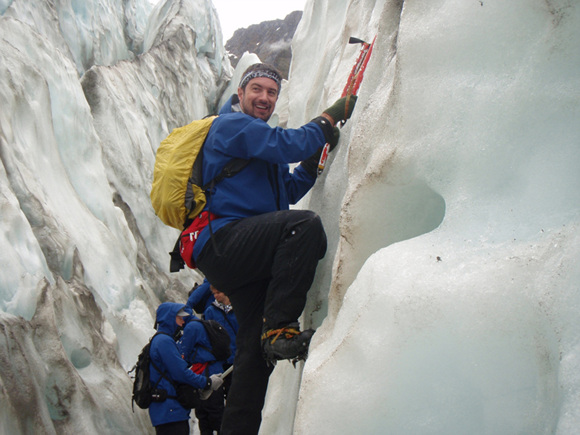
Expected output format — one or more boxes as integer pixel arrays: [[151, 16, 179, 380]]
[[148, 302, 209, 427], [179, 319, 224, 374], [185, 279, 214, 314], [204, 302, 239, 365], [192, 98, 326, 260]]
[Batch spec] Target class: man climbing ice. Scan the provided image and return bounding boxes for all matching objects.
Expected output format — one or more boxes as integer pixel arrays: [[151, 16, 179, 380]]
[[182, 62, 357, 434]]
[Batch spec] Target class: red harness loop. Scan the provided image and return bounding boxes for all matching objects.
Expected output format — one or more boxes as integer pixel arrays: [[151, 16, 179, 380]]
[[179, 211, 219, 269]]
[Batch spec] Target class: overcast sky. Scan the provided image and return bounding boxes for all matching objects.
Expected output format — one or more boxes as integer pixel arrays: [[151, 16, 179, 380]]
[[211, 0, 307, 41]]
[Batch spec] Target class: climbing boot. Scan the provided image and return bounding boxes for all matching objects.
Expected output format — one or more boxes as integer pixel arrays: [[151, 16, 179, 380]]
[[261, 323, 315, 364]]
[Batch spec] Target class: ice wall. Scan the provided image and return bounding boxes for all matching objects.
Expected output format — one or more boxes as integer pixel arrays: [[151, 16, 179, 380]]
[[273, 0, 580, 433], [1, 0, 579, 433]]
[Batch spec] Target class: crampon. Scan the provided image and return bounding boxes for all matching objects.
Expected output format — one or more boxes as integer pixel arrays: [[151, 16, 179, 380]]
[[261, 323, 314, 366]]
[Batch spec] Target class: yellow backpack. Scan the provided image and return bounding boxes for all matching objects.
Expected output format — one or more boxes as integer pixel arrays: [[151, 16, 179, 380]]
[[151, 115, 249, 238], [151, 116, 217, 230]]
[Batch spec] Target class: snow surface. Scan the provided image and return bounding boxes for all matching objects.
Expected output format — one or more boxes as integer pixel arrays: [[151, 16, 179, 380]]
[[0, 0, 579, 434]]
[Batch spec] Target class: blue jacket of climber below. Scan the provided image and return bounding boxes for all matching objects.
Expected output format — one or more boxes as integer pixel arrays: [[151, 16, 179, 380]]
[[148, 302, 209, 427]]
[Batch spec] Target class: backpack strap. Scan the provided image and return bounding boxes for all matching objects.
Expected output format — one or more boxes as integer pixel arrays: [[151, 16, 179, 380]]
[[219, 307, 236, 332], [169, 237, 185, 273], [169, 159, 250, 272], [202, 159, 250, 259], [202, 158, 250, 191], [149, 332, 178, 399]]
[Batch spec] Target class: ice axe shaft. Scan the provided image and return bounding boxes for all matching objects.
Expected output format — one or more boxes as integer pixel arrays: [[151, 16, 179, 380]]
[[188, 364, 233, 379], [342, 35, 376, 99], [317, 35, 376, 175], [220, 365, 234, 379]]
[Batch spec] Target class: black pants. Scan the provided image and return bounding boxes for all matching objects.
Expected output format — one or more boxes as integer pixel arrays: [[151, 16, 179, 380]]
[[222, 363, 233, 399], [197, 210, 327, 435], [155, 420, 189, 435], [196, 386, 225, 434]]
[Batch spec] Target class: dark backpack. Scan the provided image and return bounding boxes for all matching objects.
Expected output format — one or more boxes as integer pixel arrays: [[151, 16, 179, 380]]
[[128, 332, 172, 410], [195, 318, 231, 361]]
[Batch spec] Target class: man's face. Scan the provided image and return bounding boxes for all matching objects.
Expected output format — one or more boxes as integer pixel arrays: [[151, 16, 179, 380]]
[[211, 286, 230, 305], [237, 77, 279, 121]]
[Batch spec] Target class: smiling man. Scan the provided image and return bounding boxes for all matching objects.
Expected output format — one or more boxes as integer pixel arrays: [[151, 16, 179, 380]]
[[237, 71, 279, 120], [184, 63, 356, 434]]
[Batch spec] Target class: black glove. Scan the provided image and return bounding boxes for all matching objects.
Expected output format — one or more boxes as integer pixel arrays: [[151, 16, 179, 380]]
[[310, 117, 339, 146], [300, 127, 340, 178], [328, 127, 340, 152], [300, 149, 322, 178], [323, 95, 358, 124]]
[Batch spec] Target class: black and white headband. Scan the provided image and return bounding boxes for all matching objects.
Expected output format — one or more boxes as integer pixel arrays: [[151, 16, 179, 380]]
[[239, 69, 282, 91]]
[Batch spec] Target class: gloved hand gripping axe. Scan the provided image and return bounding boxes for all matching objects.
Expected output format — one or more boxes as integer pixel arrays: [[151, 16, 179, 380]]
[[199, 365, 234, 400]]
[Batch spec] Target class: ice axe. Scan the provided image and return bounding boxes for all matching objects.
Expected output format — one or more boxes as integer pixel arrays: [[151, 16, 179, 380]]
[[220, 364, 234, 379], [198, 365, 234, 400], [317, 35, 377, 175], [190, 364, 234, 378], [188, 363, 233, 378]]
